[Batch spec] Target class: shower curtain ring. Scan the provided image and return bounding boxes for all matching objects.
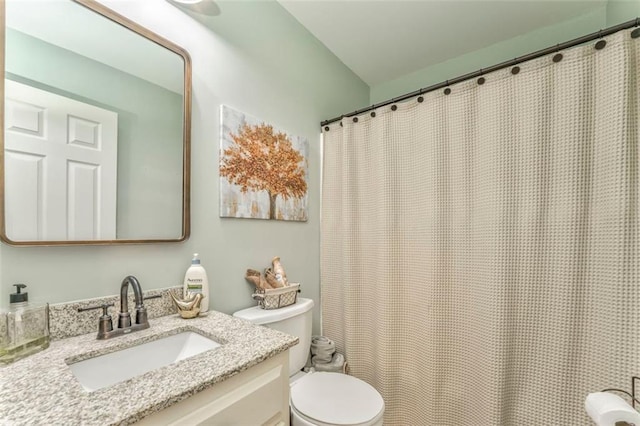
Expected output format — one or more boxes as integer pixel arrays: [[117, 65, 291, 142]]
[[595, 31, 607, 49], [511, 59, 521, 75], [443, 81, 452, 95], [477, 69, 486, 85]]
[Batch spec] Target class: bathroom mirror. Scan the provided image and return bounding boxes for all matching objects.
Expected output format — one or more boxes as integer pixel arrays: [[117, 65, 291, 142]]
[[0, 0, 191, 245]]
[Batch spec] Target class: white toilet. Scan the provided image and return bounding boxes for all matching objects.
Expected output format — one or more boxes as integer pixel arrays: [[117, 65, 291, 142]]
[[233, 298, 385, 426]]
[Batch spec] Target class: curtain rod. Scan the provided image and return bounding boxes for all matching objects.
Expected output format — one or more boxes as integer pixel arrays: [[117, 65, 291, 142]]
[[321, 17, 640, 128]]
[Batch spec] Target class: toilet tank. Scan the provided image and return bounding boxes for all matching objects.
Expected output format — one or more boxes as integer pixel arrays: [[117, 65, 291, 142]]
[[233, 298, 314, 377]]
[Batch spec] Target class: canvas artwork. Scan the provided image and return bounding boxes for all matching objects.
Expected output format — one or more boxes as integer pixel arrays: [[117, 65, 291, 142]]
[[220, 105, 309, 221]]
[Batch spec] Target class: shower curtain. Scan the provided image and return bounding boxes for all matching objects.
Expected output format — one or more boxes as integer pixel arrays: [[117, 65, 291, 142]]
[[321, 29, 639, 425]]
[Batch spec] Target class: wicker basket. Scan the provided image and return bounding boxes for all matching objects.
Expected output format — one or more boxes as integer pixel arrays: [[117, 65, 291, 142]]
[[252, 283, 300, 310]]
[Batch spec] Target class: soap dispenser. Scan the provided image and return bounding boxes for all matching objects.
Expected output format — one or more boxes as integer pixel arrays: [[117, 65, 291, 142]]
[[0, 284, 50, 364]]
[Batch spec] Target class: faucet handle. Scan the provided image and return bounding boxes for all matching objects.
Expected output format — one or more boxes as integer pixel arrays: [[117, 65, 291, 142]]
[[136, 306, 148, 326], [78, 303, 114, 338], [78, 303, 114, 315]]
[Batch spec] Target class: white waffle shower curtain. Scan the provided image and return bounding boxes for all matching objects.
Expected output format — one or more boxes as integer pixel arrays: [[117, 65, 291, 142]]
[[321, 28, 639, 425]]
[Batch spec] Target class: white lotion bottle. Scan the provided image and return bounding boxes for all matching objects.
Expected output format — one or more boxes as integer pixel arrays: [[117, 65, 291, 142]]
[[183, 253, 209, 312]]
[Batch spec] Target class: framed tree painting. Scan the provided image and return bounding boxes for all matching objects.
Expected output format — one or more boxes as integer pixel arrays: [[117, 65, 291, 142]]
[[219, 105, 308, 221]]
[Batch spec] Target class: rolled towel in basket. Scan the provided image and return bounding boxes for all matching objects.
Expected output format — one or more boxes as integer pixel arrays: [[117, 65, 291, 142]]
[[310, 336, 335, 364], [313, 353, 346, 373]]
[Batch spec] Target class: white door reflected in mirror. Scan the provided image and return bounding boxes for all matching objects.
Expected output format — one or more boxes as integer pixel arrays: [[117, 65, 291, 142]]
[[5, 80, 118, 241]]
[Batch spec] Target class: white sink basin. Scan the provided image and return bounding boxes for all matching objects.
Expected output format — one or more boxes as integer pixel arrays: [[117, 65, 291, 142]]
[[68, 331, 220, 392]]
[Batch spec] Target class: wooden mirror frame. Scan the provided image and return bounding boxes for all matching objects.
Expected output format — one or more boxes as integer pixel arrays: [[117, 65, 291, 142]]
[[0, 0, 191, 246]]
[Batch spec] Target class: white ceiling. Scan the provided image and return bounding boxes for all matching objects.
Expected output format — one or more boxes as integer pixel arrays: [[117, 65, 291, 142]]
[[279, 0, 607, 86]]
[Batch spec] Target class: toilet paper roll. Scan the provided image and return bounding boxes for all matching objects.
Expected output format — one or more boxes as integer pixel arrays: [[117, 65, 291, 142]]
[[313, 353, 345, 373], [585, 392, 640, 426], [310, 336, 335, 363]]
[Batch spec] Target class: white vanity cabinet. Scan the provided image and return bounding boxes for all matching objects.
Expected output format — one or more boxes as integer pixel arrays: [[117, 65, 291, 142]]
[[136, 350, 290, 426]]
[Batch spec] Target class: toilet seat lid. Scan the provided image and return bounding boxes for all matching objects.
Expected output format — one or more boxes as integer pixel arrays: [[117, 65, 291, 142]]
[[291, 372, 384, 425]]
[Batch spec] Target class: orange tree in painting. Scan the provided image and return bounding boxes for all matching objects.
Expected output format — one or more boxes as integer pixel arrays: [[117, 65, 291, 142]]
[[220, 123, 307, 219]]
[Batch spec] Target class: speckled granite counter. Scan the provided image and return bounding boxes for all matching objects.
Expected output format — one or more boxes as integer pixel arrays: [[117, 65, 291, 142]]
[[0, 310, 298, 425]]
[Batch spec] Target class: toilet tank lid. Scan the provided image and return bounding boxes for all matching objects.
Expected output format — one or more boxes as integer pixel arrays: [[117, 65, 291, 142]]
[[233, 298, 314, 325]]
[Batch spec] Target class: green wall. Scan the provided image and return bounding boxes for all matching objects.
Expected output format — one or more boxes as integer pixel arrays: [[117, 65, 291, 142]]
[[5, 28, 184, 239], [370, 7, 610, 103], [606, 0, 640, 25], [0, 0, 369, 335]]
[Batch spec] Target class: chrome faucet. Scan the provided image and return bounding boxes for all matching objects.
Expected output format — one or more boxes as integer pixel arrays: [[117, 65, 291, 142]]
[[78, 275, 157, 340]]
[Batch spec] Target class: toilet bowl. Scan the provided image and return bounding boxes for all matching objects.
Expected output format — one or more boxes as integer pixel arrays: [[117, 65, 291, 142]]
[[233, 298, 385, 426]]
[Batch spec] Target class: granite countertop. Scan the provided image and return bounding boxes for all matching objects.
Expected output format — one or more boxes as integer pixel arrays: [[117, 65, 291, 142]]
[[0, 310, 298, 425]]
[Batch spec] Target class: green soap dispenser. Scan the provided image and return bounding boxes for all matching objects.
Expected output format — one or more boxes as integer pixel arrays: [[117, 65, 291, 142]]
[[0, 284, 50, 364]]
